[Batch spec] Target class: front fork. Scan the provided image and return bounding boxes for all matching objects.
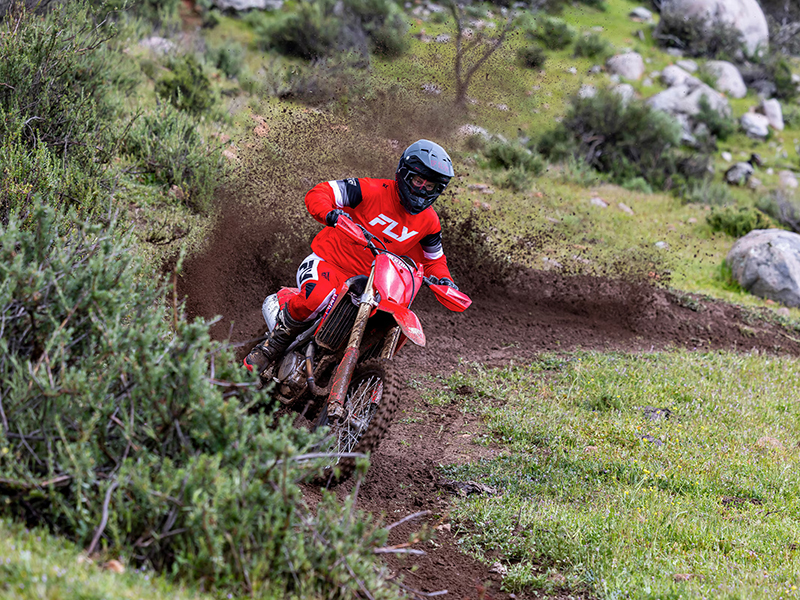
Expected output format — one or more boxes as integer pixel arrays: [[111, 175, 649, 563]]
[[326, 269, 377, 420]]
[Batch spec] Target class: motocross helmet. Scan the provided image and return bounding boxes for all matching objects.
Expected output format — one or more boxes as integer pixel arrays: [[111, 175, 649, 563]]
[[395, 139, 454, 215]]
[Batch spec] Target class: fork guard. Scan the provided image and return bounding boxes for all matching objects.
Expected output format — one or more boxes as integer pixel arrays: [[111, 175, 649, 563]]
[[376, 300, 426, 347]]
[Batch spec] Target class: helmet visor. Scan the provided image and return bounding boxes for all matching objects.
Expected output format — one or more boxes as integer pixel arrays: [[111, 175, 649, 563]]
[[404, 171, 448, 199]]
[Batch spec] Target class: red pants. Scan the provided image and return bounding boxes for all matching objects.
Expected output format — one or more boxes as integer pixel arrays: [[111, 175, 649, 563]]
[[286, 253, 353, 322]]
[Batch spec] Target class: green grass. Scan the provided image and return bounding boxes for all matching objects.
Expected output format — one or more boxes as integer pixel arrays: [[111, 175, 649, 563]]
[[428, 352, 800, 599], [0, 519, 210, 600]]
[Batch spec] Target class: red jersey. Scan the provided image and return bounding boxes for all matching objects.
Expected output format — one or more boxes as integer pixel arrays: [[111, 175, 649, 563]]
[[305, 177, 453, 281]]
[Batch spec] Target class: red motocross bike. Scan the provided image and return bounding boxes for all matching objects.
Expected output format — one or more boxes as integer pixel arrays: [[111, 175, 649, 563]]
[[256, 216, 471, 480]]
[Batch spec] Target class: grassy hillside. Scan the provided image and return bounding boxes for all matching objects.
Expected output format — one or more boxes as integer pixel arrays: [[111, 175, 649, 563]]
[[1, 0, 799, 598]]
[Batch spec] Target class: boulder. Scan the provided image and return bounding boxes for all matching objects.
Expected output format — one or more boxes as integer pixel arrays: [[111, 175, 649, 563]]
[[724, 161, 754, 185], [740, 112, 770, 138], [139, 36, 176, 55], [661, 65, 699, 87], [758, 98, 784, 131], [779, 170, 799, 189], [629, 7, 653, 22], [210, 0, 282, 9], [606, 52, 645, 81], [727, 229, 800, 307], [612, 83, 636, 104], [704, 60, 747, 98], [578, 84, 597, 99], [647, 78, 731, 135], [658, 0, 769, 57], [676, 59, 698, 73]]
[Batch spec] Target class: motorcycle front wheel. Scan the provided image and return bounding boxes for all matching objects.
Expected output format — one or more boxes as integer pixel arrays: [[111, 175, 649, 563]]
[[313, 358, 399, 484]]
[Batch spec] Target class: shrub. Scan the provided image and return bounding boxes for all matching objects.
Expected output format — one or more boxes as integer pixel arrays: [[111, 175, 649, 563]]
[[123, 104, 223, 212], [707, 205, 772, 237], [695, 94, 736, 142], [206, 40, 245, 79], [0, 204, 402, 599], [249, 0, 407, 61], [0, 2, 139, 171], [621, 176, 653, 194], [485, 139, 544, 174], [518, 45, 547, 69], [757, 189, 800, 232], [681, 178, 733, 205], [764, 55, 799, 101], [537, 88, 685, 189], [495, 166, 535, 192], [573, 32, 611, 59], [155, 55, 216, 114], [534, 16, 576, 51], [654, 11, 745, 59]]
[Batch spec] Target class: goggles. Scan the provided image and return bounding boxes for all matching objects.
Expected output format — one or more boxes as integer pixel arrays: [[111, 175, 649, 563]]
[[405, 172, 447, 196]]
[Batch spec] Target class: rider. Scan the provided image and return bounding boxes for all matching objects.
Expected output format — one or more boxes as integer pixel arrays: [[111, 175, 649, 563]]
[[244, 139, 459, 375]]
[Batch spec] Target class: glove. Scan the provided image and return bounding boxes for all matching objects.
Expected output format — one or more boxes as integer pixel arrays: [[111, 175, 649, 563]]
[[326, 209, 345, 227], [439, 278, 459, 291]]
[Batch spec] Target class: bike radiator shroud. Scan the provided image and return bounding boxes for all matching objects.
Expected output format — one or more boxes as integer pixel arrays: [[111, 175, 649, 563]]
[[314, 275, 368, 351]]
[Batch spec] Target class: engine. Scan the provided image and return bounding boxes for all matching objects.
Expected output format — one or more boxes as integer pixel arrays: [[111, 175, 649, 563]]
[[275, 351, 308, 401]]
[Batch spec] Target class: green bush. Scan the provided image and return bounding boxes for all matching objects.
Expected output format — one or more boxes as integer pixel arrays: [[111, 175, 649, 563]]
[[695, 94, 737, 142], [654, 11, 745, 59], [757, 189, 800, 232], [765, 55, 799, 101], [495, 166, 535, 192], [156, 55, 216, 114], [0, 1, 139, 171], [249, 0, 407, 61], [573, 32, 612, 59], [0, 204, 402, 600], [518, 45, 547, 69], [206, 40, 245, 79], [621, 176, 653, 194], [534, 16, 576, 50], [485, 139, 544, 174], [707, 205, 772, 237], [123, 104, 223, 212], [537, 88, 685, 189], [682, 178, 734, 205]]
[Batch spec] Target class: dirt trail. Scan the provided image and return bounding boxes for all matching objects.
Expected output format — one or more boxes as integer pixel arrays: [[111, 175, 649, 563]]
[[175, 103, 800, 598], [178, 199, 800, 599]]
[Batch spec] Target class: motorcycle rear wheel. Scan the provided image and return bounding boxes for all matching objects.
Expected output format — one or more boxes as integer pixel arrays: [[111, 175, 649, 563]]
[[313, 358, 399, 484]]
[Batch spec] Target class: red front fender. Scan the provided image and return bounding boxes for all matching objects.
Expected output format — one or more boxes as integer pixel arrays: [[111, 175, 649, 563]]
[[378, 300, 425, 347]]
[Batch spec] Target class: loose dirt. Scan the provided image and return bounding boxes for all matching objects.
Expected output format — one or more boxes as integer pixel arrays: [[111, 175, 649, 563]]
[[175, 106, 800, 598]]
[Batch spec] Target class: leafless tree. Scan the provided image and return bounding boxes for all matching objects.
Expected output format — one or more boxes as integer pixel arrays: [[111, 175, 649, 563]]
[[448, 1, 515, 108]]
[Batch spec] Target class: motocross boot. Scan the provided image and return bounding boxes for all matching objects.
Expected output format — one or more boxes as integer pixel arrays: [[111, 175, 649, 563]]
[[243, 305, 308, 376]]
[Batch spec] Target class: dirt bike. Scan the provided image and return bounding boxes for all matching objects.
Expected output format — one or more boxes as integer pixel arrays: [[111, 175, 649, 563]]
[[256, 216, 471, 481]]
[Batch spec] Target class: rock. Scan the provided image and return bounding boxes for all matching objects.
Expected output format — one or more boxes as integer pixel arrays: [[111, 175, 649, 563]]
[[779, 170, 799, 189], [666, 48, 684, 57], [643, 78, 653, 87], [590, 196, 608, 208], [647, 80, 731, 137], [457, 124, 490, 139], [676, 59, 698, 73], [210, 0, 282, 9], [740, 112, 770, 138], [618, 202, 635, 215], [704, 60, 747, 98], [606, 52, 645, 81], [578, 84, 597, 99], [758, 98, 784, 131], [421, 83, 442, 95], [721, 151, 732, 162], [588, 65, 603, 75], [658, 0, 769, 57], [727, 229, 800, 307], [567, 66, 578, 75], [747, 176, 762, 190], [612, 83, 636, 104], [751, 79, 777, 99], [139, 36, 175, 55], [629, 6, 653, 22], [655, 241, 669, 249], [660, 65, 698, 88], [434, 33, 451, 43], [724, 162, 754, 185]]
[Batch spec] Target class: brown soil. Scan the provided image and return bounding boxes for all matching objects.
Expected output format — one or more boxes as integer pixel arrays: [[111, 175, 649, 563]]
[[175, 106, 800, 599]]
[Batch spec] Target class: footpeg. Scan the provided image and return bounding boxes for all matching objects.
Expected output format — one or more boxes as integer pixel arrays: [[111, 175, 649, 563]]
[[328, 402, 346, 421]]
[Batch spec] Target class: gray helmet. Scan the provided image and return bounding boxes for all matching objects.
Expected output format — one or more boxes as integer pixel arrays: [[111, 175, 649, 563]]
[[395, 139, 454, 215]]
